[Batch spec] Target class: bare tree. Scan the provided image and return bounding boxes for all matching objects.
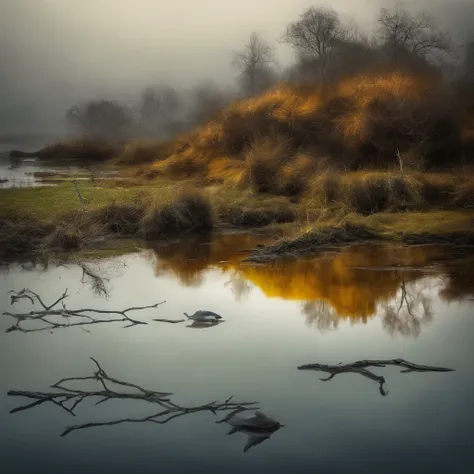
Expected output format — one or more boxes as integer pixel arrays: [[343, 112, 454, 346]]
[[376, 6, 451, 61], [232, 32, 277, 96], [282, 7, 347, 80]]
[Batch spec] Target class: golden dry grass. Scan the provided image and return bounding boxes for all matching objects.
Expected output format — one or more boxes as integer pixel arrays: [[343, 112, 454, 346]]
[[114, 139, 172, 165], [140, 189, 214, 239]]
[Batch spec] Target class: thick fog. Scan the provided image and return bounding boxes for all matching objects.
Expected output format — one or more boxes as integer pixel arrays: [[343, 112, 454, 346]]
[[1, 0, 473, 135]]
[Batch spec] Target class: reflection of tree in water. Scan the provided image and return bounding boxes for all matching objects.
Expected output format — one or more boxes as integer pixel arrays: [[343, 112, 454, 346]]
[[149, 233, 269, 289], [150, 235, 212, 287], [225, 271, 253, 301], [301, 301, 340, 332], [381, 280, 434, 338], [301, 279, 436, 338], [147, 235, 474, 334]]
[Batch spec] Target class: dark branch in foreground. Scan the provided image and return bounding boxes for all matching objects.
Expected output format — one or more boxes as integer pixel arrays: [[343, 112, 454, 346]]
[[8, 358, 258, 437], [298, 359, 454, 396], [3, 288, 179, 333]]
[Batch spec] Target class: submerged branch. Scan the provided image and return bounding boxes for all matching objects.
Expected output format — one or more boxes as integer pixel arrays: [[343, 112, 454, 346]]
[[298, 359, 454, 396], [8, 357, 258, 438], [3, 288, 174, 333]]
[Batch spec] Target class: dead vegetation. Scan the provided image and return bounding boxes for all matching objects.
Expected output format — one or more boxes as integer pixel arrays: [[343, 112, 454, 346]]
[[0, 212, 56, 261], [3, 288, 175, 333], [8, 357, 261, 443], [2, 72, 474, 260], [245, 221, 379, 262], [140, 189, 214, 239], [298, 358, 454, 396], [34, 138, 121, 162]]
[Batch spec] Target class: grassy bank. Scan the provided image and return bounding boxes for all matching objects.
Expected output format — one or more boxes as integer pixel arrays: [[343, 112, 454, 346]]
[[1, 174, 473, 262], [3, 71, 474, 260]]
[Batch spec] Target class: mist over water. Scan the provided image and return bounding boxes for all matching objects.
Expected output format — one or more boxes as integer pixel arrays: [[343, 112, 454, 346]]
[[1, 0, 474, 136], [1, 238, 473, 473]]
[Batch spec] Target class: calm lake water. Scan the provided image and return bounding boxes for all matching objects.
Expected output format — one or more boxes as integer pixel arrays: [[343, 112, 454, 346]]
[[0, 140, 85, 188], [1, 235, 473, 473]]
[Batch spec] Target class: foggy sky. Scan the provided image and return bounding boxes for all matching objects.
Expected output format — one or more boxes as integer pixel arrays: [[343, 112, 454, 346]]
[[1, 0, 473, 133]]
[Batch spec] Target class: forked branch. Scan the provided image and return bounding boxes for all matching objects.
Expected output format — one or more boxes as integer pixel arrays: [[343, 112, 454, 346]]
[[298, 358, 454, 396], [8, 358, 258, 437], [3, 288, 180, 333]]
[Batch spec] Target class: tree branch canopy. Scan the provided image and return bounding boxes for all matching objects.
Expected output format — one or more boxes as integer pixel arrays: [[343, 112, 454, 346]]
[[377, 6, 451, 59], [232, 32, 277, 95], [282, 7, 346, 79]]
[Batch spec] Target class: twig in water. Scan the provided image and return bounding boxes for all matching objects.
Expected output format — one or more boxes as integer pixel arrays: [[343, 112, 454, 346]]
[[3, 288, 172, 333], [298, 358, 454, 396], [8, 358, 259, 437]]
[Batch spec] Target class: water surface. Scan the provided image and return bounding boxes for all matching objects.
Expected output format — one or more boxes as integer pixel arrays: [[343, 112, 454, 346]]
[[1, 236, 473, 473]]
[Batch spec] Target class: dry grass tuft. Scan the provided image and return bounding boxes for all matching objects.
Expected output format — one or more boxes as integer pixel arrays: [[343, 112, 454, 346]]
[[140, 189, 214, 240], [90, 202, 145, 235], [114, 140, 172, 165], [244, 136, 290, 193], [225, 207, 295, 227], [0, 213, 55, 261], [452, 175, 474, 208], [41, 227, 82, 251]]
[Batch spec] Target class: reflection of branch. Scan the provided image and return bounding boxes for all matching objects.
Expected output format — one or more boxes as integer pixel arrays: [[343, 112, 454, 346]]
[[3, 288, 172, 333], [8, 358, 258, 437], [298, 359, 454, 396], [224, 272, 253, 301], [301, 301, 339, 332], [382, 280, 433, 338], [76, 261, 109, 298]]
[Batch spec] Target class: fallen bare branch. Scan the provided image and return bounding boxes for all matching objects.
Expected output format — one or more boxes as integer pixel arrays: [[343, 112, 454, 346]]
[[298, 358, 454, 396], [8, 358, 259, 438], [3, 288, 170, 333]]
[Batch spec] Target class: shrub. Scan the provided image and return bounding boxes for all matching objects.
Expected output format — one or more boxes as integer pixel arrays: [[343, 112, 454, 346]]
[[115, 140, 172, 165], [92, 202, 145, 235], [140, 190, 214, 239], [37, 138, 121, 162], [0, 213, 55, 260], [245, 137, 290, 193]]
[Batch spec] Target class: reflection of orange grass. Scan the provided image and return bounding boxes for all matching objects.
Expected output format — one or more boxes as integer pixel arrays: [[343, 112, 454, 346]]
[[239, 245, 443, 320], [150, 233, 270, 285], [150, 234, 448, 320]]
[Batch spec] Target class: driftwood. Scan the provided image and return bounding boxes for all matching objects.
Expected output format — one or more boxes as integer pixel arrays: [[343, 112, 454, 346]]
[[298, 359, 454, 396], [3, 288, 183, 333], [8, 357, 259, 438]]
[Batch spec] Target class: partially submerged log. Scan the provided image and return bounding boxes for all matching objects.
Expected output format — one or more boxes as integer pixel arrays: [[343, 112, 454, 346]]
[[298, 359, 454, 396]]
